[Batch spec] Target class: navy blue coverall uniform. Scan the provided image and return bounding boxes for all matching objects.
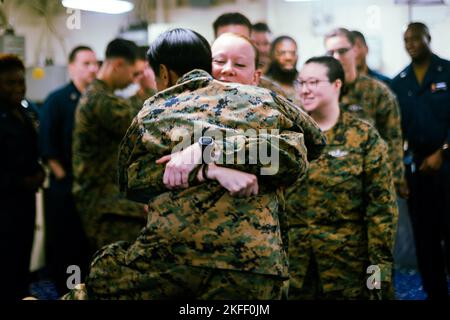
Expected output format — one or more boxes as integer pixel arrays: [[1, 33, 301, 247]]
[[39, 82, 89, 294], [0, 102, 43, 300], [391, 54, 450, 299]]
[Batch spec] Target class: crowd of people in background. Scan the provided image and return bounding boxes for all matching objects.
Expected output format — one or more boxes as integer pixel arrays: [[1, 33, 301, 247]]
[[0, 10, 449, 300]]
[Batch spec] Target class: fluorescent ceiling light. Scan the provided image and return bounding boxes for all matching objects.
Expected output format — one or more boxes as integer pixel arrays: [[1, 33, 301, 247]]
[[62, 0, 134, 14], [284, 0, 318, 2], [394, 0, 445, 3]]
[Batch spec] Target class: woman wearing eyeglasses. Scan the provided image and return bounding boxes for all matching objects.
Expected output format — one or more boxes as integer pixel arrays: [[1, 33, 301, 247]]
[[286, 56, 398, 300]]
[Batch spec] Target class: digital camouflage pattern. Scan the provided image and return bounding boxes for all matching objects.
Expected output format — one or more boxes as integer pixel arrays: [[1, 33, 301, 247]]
[[259, 76, 289, 98], [67, 69, 326, 299], [62, 241, 287, 300], [61, 284, 88, 300], [286, 112, 398, 299], [340, 75, 404, 186], [118, 69, 325, 276], [259, 75, 302, 107], [72, 79, 149, 251]]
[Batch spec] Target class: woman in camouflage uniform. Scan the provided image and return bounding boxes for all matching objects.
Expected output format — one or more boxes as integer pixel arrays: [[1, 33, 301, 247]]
[[286, 56, 398, 300], [62, 29, 325, 300]]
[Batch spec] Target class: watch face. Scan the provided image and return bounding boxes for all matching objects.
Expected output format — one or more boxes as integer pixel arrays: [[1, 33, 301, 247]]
[[200, 136, 214, 145]]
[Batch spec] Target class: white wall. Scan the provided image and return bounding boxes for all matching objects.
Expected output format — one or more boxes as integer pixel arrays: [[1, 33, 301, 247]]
[[11, 8, 132, 66], [267, 0, 450, 78], [8, 0, 267, 66], [7, 0, 450, 78], [163, 0, 268, 43]]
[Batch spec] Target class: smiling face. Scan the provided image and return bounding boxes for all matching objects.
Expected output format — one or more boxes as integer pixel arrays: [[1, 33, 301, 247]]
[[272, 39, 298, 72], [299, 62, 340, 114], [211, 34, 260, 85]]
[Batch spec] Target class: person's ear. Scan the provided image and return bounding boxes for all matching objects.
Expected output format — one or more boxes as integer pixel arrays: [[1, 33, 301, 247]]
[[112, 58, 124, 71], [168, 70, 179, 87], [364, 44, 369, 55], [334, 78, 343, 91], [159, 64, 170, 88], [67, 63, 75, 77], [252, 69, 262, 86]]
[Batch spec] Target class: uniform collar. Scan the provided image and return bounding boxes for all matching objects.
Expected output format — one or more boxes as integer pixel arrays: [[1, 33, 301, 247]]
[[346, 74, 366, 91], [325, 109, 349, 146], [426, 54, 445, 77], [90, 78, 114, 93], [0, 102, 34, 128], [67, 81, 82, 101], [68, 81, 81, 95], [401, 53, 443, 79], [176, 69, 213, 85]]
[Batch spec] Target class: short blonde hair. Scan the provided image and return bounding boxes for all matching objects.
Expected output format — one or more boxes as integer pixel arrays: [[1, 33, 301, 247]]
[[213, 32, 259, 68]]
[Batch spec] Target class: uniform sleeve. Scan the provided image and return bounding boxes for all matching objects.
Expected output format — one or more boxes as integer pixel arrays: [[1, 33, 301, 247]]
[[272, 93, 326, 161], [0, 121, 42, 191], [39, 94, 60, 161], [205, 95, 325, 187], [118, 120, 311, 203], [374, 87, 405, 186], [126, 88, 156, 114], [0, 140, 23, 191], [446, 128, 450, 158], [258, 77, 288, 97], [117, 116, 167, 203], [0, 173, 22, 191], [118, 99, 326, 203], [363, 128, 399, 283], [446, 107, 450, 157], [94, 95, 140, 139], [217, 129, 309, 187]]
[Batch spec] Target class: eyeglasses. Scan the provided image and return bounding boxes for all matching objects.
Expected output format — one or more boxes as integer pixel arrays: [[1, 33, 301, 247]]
[[295, 79, 330, 89], [326, 47, 352, 56]]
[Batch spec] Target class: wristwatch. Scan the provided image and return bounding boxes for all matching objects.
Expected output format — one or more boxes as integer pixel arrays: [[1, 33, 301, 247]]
[[443, 142, 449, 152], [198, 136, 214, 164]]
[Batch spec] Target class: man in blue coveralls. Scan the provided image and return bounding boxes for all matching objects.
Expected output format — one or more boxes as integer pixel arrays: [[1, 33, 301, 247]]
[[391, 22, 450, 300], [39, 46, 98, 295]]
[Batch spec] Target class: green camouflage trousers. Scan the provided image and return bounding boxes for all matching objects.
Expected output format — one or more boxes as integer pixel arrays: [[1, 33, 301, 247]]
[[62, 241, 287, 300], [288, 251, 395, 300], [87, 214, 146, 253], [288, 253, 370, 300]]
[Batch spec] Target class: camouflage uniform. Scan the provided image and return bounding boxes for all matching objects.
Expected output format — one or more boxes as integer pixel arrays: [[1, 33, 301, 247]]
[[72, 79, 151, 252], [259, 76, 288, 97], [61, 241, 287, 300], [341, 75, 404, 187], [259, 75, 302, 107], [286, 112, 398, 300], [67, 69, 325, 300]]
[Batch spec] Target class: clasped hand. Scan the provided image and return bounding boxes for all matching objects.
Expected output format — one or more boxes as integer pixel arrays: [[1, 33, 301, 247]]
[[156, 143, 258, 197]]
